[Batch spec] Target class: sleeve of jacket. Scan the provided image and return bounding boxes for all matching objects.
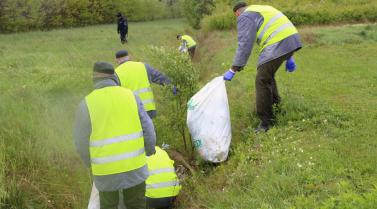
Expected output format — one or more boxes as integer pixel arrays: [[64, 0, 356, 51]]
[[73, 100, 91, 167], [232, 14, 258, 70], [135, 94, 156, 156], [145, 63, 171, 86]]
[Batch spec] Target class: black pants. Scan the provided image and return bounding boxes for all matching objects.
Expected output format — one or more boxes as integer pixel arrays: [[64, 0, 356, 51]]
[[255, 52, 293, 126], [188, 46, 196, 60], [120, 27, 128, 43], [99, 182, 146, 209], [147, 196, 176, 209]]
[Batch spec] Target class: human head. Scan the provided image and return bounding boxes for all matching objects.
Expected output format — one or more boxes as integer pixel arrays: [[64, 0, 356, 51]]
[[233, 2, 247, 17], [115, 50, 130, 65], [116, 12, 122, 18], [176, 34, 182, 40], [93, 61, 115, 80]]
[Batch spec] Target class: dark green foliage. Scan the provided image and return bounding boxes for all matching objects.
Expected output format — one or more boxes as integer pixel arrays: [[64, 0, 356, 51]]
[[183, 0, 215, 29], [0, 0, 183, 33], [149, 46, 199, 154], [202, 0, 377, 31]]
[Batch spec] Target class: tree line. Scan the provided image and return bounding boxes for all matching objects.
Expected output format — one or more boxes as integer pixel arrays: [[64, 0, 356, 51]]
[[0, 0, 183, 33]]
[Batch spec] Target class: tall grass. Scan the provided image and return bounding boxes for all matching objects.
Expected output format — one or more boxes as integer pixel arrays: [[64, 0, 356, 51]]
[[1, 19, 377, 208], [177, 23, 377, 208], [0, 19, 186, 208]]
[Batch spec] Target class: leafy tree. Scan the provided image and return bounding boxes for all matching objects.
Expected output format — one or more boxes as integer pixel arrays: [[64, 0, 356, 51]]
[[183, 0, 215, 29], [149, 46, 199, 156]]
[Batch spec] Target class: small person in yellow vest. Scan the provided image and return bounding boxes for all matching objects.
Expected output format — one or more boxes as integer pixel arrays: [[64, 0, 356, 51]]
[[115, 50, 176, 119], [74, 62, 156, 209], [176, 34, 197, 60], [223, 2, 302, 133], [146, 146, 181, 209]]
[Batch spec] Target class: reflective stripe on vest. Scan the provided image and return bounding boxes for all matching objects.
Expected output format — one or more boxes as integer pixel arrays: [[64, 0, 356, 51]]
[[246, 5, 298, 51], [146, 147, 181, 198], [115, 61, 156, 112], [182, 35, 196, 48], [85, 86, 146, 176]]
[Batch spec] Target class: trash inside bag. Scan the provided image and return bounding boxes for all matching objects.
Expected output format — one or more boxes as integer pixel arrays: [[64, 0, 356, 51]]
[[187, 76, 232, 163]]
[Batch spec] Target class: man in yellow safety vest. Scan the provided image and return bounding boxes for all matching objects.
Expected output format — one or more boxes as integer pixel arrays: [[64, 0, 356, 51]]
[[74, 62, 156, 209], [115, 50, 176, 119], [146, 146, 181, 209], [177, 34, 197, 60], [223, 2, 302, 133]]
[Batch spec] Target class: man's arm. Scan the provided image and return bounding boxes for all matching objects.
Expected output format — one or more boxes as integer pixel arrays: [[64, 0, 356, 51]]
[[135, 94, 156, 156], [145, 63, 171, 86], [232, 14, 258, 71], [73, 100, 91, 167]]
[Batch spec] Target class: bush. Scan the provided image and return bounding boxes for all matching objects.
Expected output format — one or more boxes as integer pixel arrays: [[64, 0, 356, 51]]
[[183, 0, 215, 29], [148, 46, 199, 154]]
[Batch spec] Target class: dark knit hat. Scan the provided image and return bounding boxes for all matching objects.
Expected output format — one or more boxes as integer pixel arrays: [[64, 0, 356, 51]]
[[93, 62, 114, 74], [115, 50, 128, 58], [233, 2, 247, 12]]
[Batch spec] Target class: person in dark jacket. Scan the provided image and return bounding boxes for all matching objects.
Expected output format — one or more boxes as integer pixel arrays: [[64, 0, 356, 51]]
[[223, 2, 302, 133], [117, 12, 128, 44]]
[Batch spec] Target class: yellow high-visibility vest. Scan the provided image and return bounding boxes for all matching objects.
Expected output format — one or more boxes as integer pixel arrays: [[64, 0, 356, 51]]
[[146, 147, 181, 198], [181, 35, 197, 48], [246, 5, 298, 51], [85, 86, 146, 176], [115, 61, 156, 112]]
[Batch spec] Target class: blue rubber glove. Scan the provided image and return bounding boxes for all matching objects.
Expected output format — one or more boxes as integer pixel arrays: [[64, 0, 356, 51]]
[[285, 56, 296, 72], [223, 69, 236, 81], [172, 85, 178, 96]]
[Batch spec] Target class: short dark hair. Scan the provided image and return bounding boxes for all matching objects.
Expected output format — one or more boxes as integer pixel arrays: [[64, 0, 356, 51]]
[[233, 2, 247, 13], [176, 34, 182, 39]]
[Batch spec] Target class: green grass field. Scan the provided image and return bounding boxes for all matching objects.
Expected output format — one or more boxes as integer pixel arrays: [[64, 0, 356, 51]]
[[1, 19, 377, 208]]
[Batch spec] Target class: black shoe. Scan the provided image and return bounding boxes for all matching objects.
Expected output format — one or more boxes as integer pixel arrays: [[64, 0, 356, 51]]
[[254, 123, 270, 134]]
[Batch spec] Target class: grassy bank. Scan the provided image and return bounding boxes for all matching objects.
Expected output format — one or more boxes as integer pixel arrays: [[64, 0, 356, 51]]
[[179, 23, 377, 208], [0, 19, 185, 208], [1, 19, 377, 208]]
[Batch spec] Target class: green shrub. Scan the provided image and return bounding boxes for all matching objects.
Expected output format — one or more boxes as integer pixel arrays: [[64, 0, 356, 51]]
[[183, 0, 215, 29], [148, 46, 199, 154]]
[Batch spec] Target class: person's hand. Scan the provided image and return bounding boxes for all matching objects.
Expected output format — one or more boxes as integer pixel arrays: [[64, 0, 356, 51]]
[[173, 85, 178, 96], [223, 69, 236, 81], [286, 56, 296, 72]]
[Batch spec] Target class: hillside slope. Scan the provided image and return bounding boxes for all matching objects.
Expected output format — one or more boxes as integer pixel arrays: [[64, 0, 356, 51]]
[[1, 19, 377, 208]]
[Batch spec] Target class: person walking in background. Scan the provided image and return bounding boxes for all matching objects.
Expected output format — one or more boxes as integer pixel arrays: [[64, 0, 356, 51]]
[[176, 34, 197, 60], [74, 62, 156, 209], [117, 12, 128, 44], [223, 2, 302, 133], [115, 50, 177, 119], [146, 146, 181, 209]]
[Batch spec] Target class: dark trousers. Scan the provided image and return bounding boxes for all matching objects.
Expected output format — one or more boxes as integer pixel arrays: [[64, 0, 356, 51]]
[[120, 27, 128, 43], [188, 46, 196, 60], [255, 52, 293, 126], [99, 182, 146, 209], [147, 196, 176, 209]]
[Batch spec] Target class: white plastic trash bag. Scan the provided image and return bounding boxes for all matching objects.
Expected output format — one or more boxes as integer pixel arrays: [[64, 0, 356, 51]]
[[187, 76, 232, 163], [88, 183, 100, 209], [88, 183, 126, 209]]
